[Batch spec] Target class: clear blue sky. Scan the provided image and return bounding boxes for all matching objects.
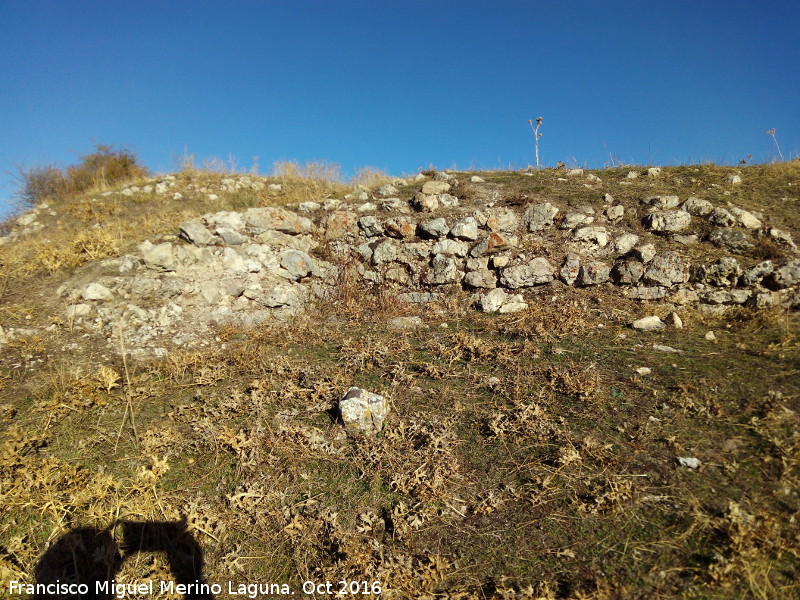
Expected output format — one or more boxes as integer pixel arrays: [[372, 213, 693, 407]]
[[1, 0, 799, 218]]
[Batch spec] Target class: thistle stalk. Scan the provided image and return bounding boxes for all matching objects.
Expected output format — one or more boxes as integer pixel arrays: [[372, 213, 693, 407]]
[[528, 117, 543, 168], [767, 128, 784, 161]]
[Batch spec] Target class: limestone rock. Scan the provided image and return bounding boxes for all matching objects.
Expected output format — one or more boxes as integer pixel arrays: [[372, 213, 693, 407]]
[[82, 283, 113, 301], [767, 228, 796, 250], [559, 254, 581, 286], [179, 220, 218, 246], [464, 270, 497, 289], [339, 387, 389, 435], [66, 304, 91, 319], [143, 243, 177, 272], [577, 261, 611, 286], [499, 258, 555, 288], [642, 252, 689, 286], [615, 233, 639, 255], [485, 208, 518, 232], [216, 227, 247, 245], [644, 210, 692, 233], [384, 217, 417, 239], [670, 288, 700, 305], [209, 211, 246, 231], [560, 212, 594, 230], [708, 208, 737, 227], [398, 292, 442, 304], [708, 228, 753, 252], [280, 250, 316, 280], [611, 259, 644, 285], [523, 203, 559, 231], [421, 181, 451, 195], [298, 201, 321, 212], [729, 207, 762, 229], [632, 316, 665, 331], [244, 207, 312, 234], [358, 216, 382, 238], [739, 261, 774, 286], [572, 226, 609, 248], [378, 184, 398, 197], [642, 195, 680, 210], [324, 211, 359, 240], [254, 283, 302, 308], [470, 232, 517, 257], [427, 255, 463, 285], [668, 312, 683, 329], [412, 193, 439, 212], [631, 244, 656, 263], [465, 257, 490, 272], [388, 316, 424, 329], [480, 288, 527, 313], [431, 239, 469, 257], [605, 205, 624, 222], [626, 286, 667, 301], [682, 197, 714, 216], [418, 218, 449, 239], [255, 231, 317, 252], [702, 289, 751, 305], [437, 193, 460, 208], [371, 240, 399, 265], [450, 216, 479, 241], [199, 281, 224, 305], [764, 260, 800, 291], [695, 257, 741, 287]]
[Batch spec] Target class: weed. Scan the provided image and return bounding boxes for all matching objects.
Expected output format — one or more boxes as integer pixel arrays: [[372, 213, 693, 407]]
[[15, 144, 148, 208], [528, 116, 543, 168]]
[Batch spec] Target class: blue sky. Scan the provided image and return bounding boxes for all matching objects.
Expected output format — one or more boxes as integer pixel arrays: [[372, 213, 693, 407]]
[[1, 0, 799, 218]]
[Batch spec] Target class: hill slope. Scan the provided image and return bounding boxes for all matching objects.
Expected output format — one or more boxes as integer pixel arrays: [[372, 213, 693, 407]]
[[1, 163, 799, 598]]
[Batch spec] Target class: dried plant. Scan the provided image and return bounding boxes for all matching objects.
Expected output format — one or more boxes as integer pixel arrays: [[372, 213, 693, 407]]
[[528, 116, 543, 168]]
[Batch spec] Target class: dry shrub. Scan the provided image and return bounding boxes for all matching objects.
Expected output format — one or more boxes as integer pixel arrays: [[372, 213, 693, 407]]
[[431, 330, 520, 365], [497, 295, 597, 340], [162, 349, 229, 385], [14, 165, 69, 208], [179, 150, 244, 174], [276, 497, 450, 596], [66, 145, 148, 192], [271, 160, 342, 185], [706, 501, 798, 596], [484, 398, 553, 441], [33, 228, 119, 273], [352, 166, 393, 187], [37, 364, 121, 416], [62, 197, 122, 224], [354, 414, 461, 502], [328, 263, 409, 323], [575, 476, 636, 514], [16, 144, 148, 207], [544, 361, 599, 399]]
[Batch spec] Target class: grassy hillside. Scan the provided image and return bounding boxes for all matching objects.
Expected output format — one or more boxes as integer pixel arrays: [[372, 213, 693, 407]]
[[1, 161, 798, 599]]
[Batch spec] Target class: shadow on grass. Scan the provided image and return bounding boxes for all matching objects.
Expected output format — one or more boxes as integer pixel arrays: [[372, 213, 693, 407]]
[[33, 518, 212, 600]]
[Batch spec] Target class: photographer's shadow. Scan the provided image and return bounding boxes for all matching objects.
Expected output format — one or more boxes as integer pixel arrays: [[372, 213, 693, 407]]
[[33, 517, 213, 600]]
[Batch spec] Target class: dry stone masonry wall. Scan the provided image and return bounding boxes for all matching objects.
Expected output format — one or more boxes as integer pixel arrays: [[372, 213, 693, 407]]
[[7, 170, 797, 357]]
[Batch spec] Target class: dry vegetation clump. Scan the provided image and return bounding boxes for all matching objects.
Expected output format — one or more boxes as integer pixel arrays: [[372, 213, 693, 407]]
[[16, 144, 149, 209], [495, 295, 600, 341]]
